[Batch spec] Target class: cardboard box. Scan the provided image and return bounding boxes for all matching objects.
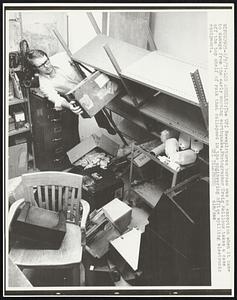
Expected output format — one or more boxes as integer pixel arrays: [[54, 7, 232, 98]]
[[9, 143, 28, 179], [66, 71, 121, 118], [102, 198, 132, 233], [67, 134, 119, 166]]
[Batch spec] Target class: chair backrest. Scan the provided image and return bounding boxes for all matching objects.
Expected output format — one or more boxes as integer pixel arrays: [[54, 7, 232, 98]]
[[21, 172, 83, 224]]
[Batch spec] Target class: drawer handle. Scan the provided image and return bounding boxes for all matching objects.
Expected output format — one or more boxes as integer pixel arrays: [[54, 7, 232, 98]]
[[52, 137, 62, 142], [53, 157, 64, 163], [55, 146, 64, 154], [54, 127, 62, 134], [51, 118, 60, 123]]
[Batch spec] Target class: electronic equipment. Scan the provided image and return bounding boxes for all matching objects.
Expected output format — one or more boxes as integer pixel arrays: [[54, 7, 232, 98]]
[[13, 111, 26, 129], [9, 40, 40, 88], [9, 51, 21, 69]]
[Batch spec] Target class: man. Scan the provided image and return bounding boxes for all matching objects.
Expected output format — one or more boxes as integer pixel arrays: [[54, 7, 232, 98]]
[[26, 49, 116, 148]]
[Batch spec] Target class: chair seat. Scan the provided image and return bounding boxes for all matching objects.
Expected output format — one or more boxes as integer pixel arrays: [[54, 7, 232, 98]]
[[9, 223, 82, 268]]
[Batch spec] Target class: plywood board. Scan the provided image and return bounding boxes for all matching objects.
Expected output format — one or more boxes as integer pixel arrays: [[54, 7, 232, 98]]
[[72, 34, 148, 77], [122, 50, 208, 106]]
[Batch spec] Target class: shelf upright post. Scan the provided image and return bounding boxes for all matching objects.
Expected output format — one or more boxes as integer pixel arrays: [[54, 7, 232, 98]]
[[87, 12, 102, 35], [25, 88, 36, 170], [127, 142, 135, 204], [146, 24, 158, 51], [190, 69, 209, 132]]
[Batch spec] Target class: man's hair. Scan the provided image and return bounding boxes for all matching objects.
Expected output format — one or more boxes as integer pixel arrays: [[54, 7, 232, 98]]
[[25, 49, 49, 65]]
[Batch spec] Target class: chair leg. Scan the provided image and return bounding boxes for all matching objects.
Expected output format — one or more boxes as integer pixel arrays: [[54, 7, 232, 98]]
[[72, 264, 81, 286], [80, 263, 85, 286]]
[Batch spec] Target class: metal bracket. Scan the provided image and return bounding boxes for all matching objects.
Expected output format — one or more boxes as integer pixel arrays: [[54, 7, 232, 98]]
[[190, 69, 209, 132], [51, 27, 89, 79], [146, 24, 158, 51], [87, 12, 102, 34]]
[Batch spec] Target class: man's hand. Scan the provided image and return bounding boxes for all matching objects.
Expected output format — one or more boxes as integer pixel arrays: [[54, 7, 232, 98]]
[[70, 101, 83, 115]]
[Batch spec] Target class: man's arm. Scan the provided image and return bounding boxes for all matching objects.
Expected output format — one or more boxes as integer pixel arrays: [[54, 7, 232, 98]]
[[39, 77, 70, 110], [39, 77, 82, 114]]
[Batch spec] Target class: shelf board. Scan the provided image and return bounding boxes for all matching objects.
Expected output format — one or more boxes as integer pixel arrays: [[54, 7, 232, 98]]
[[72, 34, 148, 78], [9, 127, 30, 137], [133, 180, 168, 208], [117, 118, 156, 144], [133, 144, 193, 175], [121, 94, 208, 145], [9, 97, 27, 106], [122, 50, 208, 107], [106, 99, 162, 139]]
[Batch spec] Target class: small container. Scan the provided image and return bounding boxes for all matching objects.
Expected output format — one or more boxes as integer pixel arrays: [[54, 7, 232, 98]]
[[191, 138, 204, 153], [173, 149, 197, 165], [150, 143, 165, 156], [178, 132, 191, 150], [165, 138, 179, 158], [160, 128, 179, 143]]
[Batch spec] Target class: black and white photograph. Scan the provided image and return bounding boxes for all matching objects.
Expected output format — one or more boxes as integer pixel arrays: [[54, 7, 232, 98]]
[[3, 3, 234, 297]]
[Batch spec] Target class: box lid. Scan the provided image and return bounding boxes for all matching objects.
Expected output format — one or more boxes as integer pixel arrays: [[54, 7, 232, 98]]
[[102, 198, 132, 223], [67, 134, 119, 165]]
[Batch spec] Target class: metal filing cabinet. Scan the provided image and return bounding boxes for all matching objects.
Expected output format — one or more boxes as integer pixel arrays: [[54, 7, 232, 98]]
[[29, 92, 79, 171]]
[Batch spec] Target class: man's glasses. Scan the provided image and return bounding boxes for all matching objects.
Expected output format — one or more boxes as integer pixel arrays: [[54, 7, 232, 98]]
[[35, 58, 50, 69]]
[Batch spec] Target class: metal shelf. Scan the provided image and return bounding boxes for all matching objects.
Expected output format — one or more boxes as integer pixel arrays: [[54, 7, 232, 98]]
[[106, 98, 163, 140], [121, 94, 208, 145], [9, 97, 28, 106], [132, 180, 168, 208], [9, 127, 30, 137]]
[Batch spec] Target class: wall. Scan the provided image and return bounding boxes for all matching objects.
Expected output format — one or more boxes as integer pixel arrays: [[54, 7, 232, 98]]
[[21, 11, 67, 57], [151, 11, 208, 67], [7, 11, 68, 57], [7, 12, 23, 52], [68, 11, 102, 54], [109, 12, 150, 49]]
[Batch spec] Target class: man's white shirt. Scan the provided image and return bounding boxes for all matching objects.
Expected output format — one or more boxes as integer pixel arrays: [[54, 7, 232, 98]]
[[38, 52, 83, 108]]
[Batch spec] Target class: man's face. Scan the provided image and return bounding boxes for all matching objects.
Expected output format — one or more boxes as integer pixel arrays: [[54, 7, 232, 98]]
[[31, 55, 54, 75]]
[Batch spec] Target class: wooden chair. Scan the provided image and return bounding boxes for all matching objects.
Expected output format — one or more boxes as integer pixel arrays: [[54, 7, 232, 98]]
[[8, 171, 90, 286]]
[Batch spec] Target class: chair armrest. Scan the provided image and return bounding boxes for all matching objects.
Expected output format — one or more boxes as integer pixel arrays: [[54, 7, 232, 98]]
[[80, 199, 90, 248], [80, 199, 90, 230], [8, 198, 25, 230]]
